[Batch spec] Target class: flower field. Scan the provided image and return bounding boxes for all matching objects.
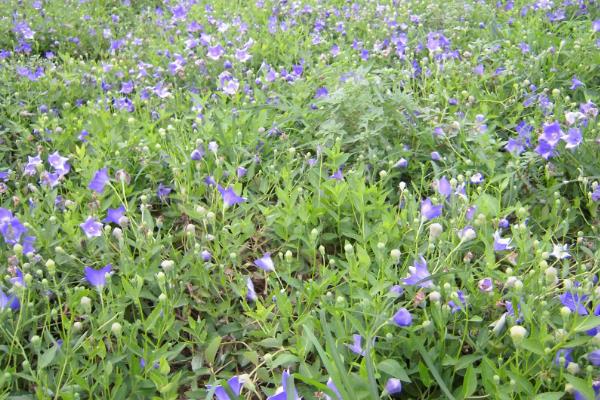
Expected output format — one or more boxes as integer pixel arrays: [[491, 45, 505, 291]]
[[1, 0, 600, 399]]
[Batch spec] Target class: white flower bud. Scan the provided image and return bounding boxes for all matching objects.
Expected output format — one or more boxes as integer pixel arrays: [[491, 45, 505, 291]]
[[429, 223, 443, 240], [510, 325, 527, 344]]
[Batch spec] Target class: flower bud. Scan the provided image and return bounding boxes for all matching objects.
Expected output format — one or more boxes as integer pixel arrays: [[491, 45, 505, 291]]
[[111, 322, 122, 336], [509, 325, 527, 344], [429, 291, 441, 302], [390, 249, 401, 261], [80, 296, 91, 312], [429, 223, 443, 240], [285, 250, 293, 262]]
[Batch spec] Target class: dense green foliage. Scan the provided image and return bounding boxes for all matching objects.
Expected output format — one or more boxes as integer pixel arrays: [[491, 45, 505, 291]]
[[0, 0, 600, 399]]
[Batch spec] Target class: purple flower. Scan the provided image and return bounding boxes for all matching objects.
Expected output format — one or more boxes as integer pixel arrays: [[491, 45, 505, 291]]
[[157, 183, 172, 200], [493, 231, 513, 251], [574, 381, 600, 400], [191, 145, 205, 161], [84, 264, 112, 287], [534, 139, 555, 160], [466, 205, 477, 221], [254, 252, 274, 272], [541, 121, 562, 145], [266, 370, 300, 400], [236, 166, 247, 178], [325, 378, 342, 400], [392, 307, 412, 327], [505, 300, 523, 323], [347, 334, 365, 356], [436, 176, 452, 198], [89, 168, 110, 193], [470, 172, 484, 184], [204, 176, 217, 187], [478, 278, 493, 293], [385, 378, 402, 395], [48, 152, 70, 176], [592, 186, 600, 202], [554, 348, 573, 368], [390, 285, 404, 296], [0, 211, 27, 245], [246, 277, 257, 302], [218, 185, 246, 207], [235, 48, 251, 62], [588, 350, 600, 367], [594, 20, 600, 33], [560, 292, 588, 315], [562, 128, 582, 149], [23, 155, 42, 176], [80, 217, 103, 238], [0, 288, 20, 311], [403, 256, 433, 288], [315, 87, 329, 99], [201, 250, 212, 261], [207, 44, 225, 60], [330, 168, 343, 181], [393, 158, 408, 168], [430, 151, 441, 161], [10, 268, 25, 287], [103, 206, 126, 224], [420, 198, 442, 220], [570, 76, 584, 90], [206, 376, 244, 400], [448, 290, 467, 314]]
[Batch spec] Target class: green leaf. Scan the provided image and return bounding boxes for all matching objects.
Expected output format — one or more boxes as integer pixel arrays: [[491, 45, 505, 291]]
[[565, 375, 594, 400], [205, 336, 222, 365], [413, 337, 456, 400], [521, 338, 546, 356], [573, 316, 600, 333], [533, 392, 564, 400], [475, 193, 500, 217], [461, 366, 477, 399], [455, 354, 483, 371], [271, 353, 299, 369], [377, 359, 411, 382], [37, 345, 58, 369], [191, 356, 202, 372]]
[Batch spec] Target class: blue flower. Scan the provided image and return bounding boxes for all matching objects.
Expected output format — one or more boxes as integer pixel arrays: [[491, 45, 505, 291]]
[[346, 334, 365, 356], [560, 292, 589, 315], [206, 376, 244, 400], [554, 348, 574, 368], [403, 256, 433, 288], [80, 217, 103, 238], [246, 277, 257, 302], [436, 176, 452, 198], [218, 185, 246, 207], [420, 198, 442, 220], [103, 205, 126, 224], [266, 370, 300, 400], [84, 264, 112, 288], [493, 231, 513, 251], [385, 378, 402, 395], [324, 378, 342, 400], [392, 307, 412, 327], [0, 288, 20, 311], [89, 168, 110, 193], [254, 253, 275, 272]]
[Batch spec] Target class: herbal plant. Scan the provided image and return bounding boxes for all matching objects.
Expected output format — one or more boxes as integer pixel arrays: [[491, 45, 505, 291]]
[[0, 0, 599, 399]]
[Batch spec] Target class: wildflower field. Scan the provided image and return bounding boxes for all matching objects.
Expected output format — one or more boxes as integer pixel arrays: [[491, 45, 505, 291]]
[[1, 0, 600, 399]]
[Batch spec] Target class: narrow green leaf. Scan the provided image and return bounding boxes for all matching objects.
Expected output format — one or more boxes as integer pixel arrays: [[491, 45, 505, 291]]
[[205, 336, 222, 365]]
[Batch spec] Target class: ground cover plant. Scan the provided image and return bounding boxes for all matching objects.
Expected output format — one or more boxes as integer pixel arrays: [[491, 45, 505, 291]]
[[0, 0, 599, 399]]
